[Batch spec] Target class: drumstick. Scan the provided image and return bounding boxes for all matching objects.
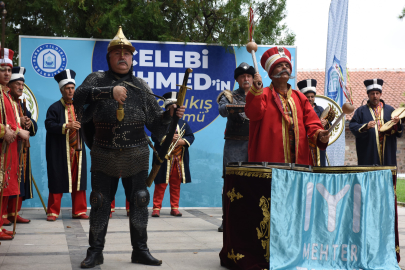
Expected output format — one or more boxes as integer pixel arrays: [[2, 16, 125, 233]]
[[328, 103, 354, 134], [328, 113, 345, 133], [247, 42, 262, 87]]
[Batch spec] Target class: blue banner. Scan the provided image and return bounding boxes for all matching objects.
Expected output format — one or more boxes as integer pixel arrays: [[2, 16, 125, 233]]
[[270, 169, 399, 270], [20, 36, 296, 208], [324, 0, 349, 166]]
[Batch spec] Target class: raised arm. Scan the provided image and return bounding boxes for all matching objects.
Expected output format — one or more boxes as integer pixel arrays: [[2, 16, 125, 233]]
[[245, 84, 267, 121]]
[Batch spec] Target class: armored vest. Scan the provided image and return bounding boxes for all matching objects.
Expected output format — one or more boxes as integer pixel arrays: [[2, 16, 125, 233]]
[[76, 71, 169, 150]]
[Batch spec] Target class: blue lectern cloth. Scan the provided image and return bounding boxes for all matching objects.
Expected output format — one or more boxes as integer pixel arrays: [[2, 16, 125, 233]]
[[270, 169, 399, 270]]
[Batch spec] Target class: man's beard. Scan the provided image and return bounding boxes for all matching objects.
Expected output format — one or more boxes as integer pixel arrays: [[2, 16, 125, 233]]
[[272, 70, 295, 79]]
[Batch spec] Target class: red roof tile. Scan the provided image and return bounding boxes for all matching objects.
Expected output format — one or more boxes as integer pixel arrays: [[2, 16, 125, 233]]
[[297, 69, 405, 120]]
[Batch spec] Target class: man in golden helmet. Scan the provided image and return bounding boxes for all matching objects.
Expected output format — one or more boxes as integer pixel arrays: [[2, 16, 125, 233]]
[[74, 26, 185, 268]]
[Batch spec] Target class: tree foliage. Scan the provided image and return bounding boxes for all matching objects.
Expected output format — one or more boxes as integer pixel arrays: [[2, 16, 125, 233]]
[[400, 6, 405, 20], [5, 0, 295, 64]]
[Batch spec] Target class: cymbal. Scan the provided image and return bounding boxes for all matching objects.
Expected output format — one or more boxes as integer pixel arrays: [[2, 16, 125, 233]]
[[391, 107, 405, 119]]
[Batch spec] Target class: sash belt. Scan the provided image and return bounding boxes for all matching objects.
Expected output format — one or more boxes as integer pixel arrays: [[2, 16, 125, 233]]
[[93, 122, 146, 149]]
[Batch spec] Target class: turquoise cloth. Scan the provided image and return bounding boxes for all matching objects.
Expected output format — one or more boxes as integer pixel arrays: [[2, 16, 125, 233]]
[[270, 169, 399, 270]]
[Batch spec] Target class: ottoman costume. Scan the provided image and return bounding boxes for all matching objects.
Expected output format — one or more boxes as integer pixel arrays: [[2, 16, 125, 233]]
[[7, 67, 37, 224], [0, 49, 22, 240], [297, 79, 327, 166], [45, 69, 88, 220], [151, 92, 194, 217], [217, 62, 254, 231], [74, 27, 171, 267], [245, 47, 327, 164], [349, 79, 403, 166]]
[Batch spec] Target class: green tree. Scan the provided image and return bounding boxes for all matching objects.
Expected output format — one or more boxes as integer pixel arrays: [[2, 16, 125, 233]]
[[400, 6, 405, 20], [4, 0, 294, 64]]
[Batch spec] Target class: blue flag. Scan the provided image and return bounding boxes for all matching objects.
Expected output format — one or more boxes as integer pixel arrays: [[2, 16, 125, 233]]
[[270, 169, 400, 270], [324, 0, 349, 166]]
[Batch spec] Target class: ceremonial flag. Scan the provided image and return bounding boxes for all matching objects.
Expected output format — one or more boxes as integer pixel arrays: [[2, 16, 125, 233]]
[[324, 0, 349, 166], [249, 5, 255, 42], [270, 169, 400, 270]]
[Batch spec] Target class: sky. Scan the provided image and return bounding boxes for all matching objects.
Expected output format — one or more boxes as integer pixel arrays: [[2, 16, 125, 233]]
[[284, 0, 405, 69]]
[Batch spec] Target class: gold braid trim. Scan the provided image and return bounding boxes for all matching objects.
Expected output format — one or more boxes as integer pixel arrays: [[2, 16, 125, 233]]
[[226, 169, 272, 179]]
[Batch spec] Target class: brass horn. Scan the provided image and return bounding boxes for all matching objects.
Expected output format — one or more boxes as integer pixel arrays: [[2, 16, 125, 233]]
[[165, 123, 186, 159]]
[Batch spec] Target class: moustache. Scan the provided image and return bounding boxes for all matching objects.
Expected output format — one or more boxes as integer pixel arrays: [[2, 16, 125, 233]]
[[272, 70, 295, 79], [117, 60, 128, 66], [242, 81, 251, 86]]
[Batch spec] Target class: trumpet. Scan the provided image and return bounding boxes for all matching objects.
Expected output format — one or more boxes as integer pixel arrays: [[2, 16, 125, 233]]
[[165, 123, 186, 159]]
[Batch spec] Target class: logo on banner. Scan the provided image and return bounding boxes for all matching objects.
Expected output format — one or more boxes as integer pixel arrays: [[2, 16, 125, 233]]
[[31, 44, 67, 77], [92, 42, 236, 133], [304, 183, 361, 233], [326, 56, 342, 104]]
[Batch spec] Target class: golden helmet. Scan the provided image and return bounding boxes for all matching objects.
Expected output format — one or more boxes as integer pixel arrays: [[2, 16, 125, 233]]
[[107, 26, 135, 53]]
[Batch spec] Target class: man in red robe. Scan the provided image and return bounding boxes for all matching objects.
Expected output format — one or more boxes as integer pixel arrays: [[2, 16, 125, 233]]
[[6, 67, 37, 224], [0, 48, 30, 240], [245, 47, 329, 164]]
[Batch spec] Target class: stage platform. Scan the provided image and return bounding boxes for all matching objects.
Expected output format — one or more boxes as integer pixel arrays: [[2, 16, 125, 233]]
[[1, 207, 405, 269]]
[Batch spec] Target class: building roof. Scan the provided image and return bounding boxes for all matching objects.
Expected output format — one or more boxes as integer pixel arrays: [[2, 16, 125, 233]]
[[297, 69, 405, 119]]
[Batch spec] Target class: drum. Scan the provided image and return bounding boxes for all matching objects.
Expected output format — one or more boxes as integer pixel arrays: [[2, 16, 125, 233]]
[[219, 162, 311, 270], [225, 105, 245, 116], [391, 107, 405, 119], [312, 165, 396, 174], [320, 104, 336, 123], [380, 120, 396, 134], [225, 104, 248, 122]]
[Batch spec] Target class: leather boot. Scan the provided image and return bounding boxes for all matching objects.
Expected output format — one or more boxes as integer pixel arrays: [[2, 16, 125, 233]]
[[80, 225, 107, 268], [218, 222, 223, 232], [130, 222, 162, 265], [218, 190, 224, 232]]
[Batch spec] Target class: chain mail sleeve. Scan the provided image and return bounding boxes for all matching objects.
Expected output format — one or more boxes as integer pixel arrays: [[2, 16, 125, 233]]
[[218, 94, 231, 117], [136, 78, 171, 142], [217, 90, 235, 117], [74, 72, 114, 123]]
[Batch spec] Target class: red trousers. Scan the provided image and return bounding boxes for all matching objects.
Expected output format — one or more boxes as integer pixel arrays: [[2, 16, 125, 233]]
[[110, 199, 130, 213], [7, 196, 22, 217], [0, 196, 8, 227], [152, 161, 181, 210], [47, 155, 87, 217], [47, 190, 87, 217]]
